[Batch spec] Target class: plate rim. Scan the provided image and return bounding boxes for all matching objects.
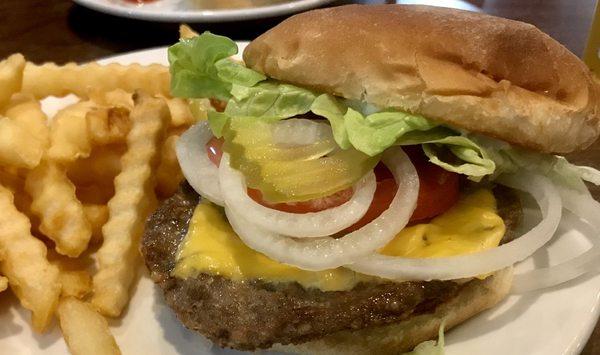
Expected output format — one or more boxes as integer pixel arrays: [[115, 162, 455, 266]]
[[72, 0, 335, 22]]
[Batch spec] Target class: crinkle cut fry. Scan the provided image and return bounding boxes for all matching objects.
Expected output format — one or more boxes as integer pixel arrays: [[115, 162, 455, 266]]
[[91, 93, 169, 317], [22, 62, 170, 99], [25, 161, 93, 257], [0, 185, 61, 332]]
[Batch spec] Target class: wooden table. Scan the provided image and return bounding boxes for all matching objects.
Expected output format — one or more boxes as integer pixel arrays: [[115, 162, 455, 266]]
[[1, 0, 599, 353]]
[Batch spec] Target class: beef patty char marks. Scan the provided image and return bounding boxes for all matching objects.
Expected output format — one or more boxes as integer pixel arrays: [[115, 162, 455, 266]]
[[141, 183, 522, 351]]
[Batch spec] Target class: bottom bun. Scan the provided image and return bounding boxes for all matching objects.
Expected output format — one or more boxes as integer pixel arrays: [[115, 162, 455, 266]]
[[273, 267, 513, 355]]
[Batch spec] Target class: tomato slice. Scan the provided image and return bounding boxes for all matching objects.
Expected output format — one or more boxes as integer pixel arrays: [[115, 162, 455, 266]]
[[204, 137, 459, 223], [206, 137, 224, 166], [404, 145, 460, 223]]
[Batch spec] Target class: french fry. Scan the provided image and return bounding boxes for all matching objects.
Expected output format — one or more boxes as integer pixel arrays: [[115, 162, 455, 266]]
[[83, 204, 109, 244], [48, 101, 97, 163], [4, 93, 50, 149], [86, 106, 132, 146], [0, 275, 7, 293], [25, 161, 92, 257], [67, 145, 124, 188], [60, 271, 92, 299], [166, 97, 196, 127], [92, 94, 169, 317], [179, 24, 199, 39], [0, 53, 26, 109], [49, 253, 93, 299], [0, 116, 44, 169], [0, 185, 61, 332], [22, 61, 170, 99], [156, 134, 184, 198], [57, 297, 121, 355], [87, 88, 133, 110]]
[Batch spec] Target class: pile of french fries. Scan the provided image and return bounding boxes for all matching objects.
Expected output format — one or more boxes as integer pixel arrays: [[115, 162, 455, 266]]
[[0, 42, 207, 354]]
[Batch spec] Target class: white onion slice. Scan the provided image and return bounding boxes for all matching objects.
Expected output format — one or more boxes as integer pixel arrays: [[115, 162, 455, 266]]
[[347, 173, 562, 281], [271, 119, 334, 147], [219, 154, 377, 238], [224, 146, 419, 270], [511, 187, 600, 293], [176, 121, 224, 206]]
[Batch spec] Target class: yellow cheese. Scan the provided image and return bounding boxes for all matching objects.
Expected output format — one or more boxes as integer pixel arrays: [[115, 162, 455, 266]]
[[380, 189, 505, 258], [173, 201, 370, 291], [174, 188, 505, 291]]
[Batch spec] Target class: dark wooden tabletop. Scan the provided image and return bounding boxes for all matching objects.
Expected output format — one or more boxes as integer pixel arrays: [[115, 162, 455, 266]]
[[1, 0, 599, 353]]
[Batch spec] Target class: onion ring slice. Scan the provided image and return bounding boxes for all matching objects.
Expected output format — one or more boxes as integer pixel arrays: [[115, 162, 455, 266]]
[[224, 146, 419, 270], [511, 187, 600, 293], [219, 154, 376, 238], [176, 121, 224, 205], [348, 173, 562, 281]]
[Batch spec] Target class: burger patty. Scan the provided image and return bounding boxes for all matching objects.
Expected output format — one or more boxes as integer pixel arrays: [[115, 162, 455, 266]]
[[141, 183, 522, 351]]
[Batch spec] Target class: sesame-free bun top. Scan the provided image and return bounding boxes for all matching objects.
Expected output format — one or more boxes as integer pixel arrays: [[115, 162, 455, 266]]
[[243, 5, 600, 153]]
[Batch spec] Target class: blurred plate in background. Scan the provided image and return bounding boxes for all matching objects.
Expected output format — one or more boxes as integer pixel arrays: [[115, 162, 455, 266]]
[[73, 0, 335, 22]]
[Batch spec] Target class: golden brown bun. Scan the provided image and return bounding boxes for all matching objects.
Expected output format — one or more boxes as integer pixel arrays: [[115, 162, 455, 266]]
[[244, 5, 600, 153], [273, 268, 513, 355]]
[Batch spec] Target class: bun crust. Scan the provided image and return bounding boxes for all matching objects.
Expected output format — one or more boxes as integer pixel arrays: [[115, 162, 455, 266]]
[[244, 5, 600, 153], [273, 268, 513, 354]]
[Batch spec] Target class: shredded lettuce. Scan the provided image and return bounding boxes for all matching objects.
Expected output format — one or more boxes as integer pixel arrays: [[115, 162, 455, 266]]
[[310, 94, 437, 156], [344, 108, 437, 156], [225, 81, 316, 119], [169, 32, 600, 188], [310, 94, 351, 149], [471, 135, 600, 190], [207, 111, 230, 138], [214, 58, 265, 87], [169, 32, 240, 101]]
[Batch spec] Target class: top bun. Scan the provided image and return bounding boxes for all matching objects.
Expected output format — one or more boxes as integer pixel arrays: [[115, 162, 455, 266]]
[[244, 5, 600, 153]]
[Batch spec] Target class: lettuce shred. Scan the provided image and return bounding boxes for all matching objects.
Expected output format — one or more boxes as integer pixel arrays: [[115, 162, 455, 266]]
[[168, 32, 600, 188]]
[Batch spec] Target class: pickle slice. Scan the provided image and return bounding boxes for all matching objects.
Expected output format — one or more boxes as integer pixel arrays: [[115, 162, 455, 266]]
[[223, 117, 379, 203]]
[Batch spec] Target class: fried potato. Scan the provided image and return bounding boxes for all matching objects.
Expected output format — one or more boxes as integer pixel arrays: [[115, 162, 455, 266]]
[[0, 116, 44, 169], [156, 134, 184, 198], [26, 161, 92, 257], [179, 24, 199, 39], [0, 54, 26, 109], [67, 145, 124, 188], [4, 93, 50, 149], [92, 94, 169, 317], [0, 275, 7, 293], [87, 88, 134, 110], [60, 271, 92, 299], [166, 97, 196, 127], [83, 204, 109, 244], [0, 95, 49, 169], [22, 61, 170, 99], [49, 253, 93, 299], [87, 106, 132, 146], [58, 297, 121, 355], [48, 101, 97, 163], [0, 185, 61, 332]]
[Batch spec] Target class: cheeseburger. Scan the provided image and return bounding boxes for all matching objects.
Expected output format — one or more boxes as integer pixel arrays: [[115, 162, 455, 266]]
[[141, 5, 600, 353]]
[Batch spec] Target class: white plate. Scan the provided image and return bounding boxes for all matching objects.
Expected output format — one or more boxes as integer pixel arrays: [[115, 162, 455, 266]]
[[2, 46, 600, 355], [73, 0, 334, 22]]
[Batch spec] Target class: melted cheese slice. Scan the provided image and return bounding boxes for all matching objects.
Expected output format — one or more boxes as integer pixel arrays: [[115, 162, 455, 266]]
[[174, 189, 505, 291]]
